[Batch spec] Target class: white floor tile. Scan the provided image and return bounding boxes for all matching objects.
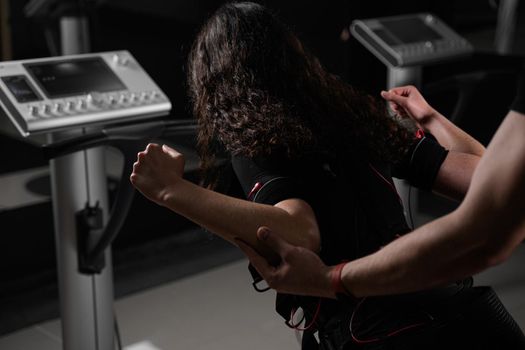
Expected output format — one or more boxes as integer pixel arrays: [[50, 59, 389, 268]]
[[0, 326, 61, 350], [115, 259, 298, 350], [2, 247, 525, 350]]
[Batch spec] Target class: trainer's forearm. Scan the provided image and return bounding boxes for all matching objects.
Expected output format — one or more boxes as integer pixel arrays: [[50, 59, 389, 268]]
[[341, 112, 525, 297], [340, 211, 491, 297]]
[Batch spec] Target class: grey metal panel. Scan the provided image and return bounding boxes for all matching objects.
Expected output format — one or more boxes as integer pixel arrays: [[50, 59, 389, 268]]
[[0, 51, 172, 136]]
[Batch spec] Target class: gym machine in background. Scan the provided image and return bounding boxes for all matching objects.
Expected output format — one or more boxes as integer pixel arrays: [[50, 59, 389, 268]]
[[351, 4, 523, 227], [351, 13, 474, 227], [351, 12, 473, 91], [0, 1, 196, 349], [0, 49, 195, 350]]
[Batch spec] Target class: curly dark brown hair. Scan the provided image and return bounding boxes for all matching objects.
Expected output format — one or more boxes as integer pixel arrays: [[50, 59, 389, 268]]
[[187, 2, 415, 187]]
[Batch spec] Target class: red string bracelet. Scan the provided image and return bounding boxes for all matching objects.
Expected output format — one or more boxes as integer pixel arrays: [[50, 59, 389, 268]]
[[331, 262, 350, 296]]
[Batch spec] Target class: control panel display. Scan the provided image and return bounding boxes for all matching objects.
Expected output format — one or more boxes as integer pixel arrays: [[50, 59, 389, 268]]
[[0, 51, 171, 136], [376, 17, 442, 45], [25, 58, 126, 98], [1, 75, 42, 103], [351, 13, 473, 67]]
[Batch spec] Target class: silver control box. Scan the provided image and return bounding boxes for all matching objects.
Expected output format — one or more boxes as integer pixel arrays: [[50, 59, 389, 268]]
[[0, 51, 171, 136], [351, 13, 473, 67]]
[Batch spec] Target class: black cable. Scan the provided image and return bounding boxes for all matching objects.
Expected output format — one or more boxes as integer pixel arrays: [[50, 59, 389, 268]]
[[408, 184, 415, 230], [91, 277, 100, 349], [114, 310, 122, 350]]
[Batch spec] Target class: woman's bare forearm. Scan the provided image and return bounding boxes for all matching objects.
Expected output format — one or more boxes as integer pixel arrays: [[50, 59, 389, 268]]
[[423, 111, 485, 156], [427, 111, 485, 199], [162, 178, 320, 259]]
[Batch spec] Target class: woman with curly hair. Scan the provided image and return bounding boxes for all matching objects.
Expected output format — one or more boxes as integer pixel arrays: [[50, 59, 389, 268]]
[[130, 2, 525, 349]]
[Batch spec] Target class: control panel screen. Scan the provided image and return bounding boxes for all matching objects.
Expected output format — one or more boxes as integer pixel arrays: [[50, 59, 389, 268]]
[[376, 17, 443, 45], [24, 58, 126, 98], [1, 75, 42, 103]]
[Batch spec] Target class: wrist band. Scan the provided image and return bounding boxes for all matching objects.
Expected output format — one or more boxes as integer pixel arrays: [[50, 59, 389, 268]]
[[331, 262, 360, 304], [331, 262, 350, 295]]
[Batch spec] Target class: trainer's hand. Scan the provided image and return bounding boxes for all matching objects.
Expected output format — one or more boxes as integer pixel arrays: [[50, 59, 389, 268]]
[[381, 85, 437, 127], [130, 143, 185, 206], [236, 226, 336, 299]]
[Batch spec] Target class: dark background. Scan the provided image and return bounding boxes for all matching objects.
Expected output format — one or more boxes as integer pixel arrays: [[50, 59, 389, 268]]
[[0, 0, 524, 335], [6, 0, 523, 111]]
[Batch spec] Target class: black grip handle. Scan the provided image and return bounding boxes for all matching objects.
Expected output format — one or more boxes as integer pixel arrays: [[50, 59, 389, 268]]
[[43, 118, 197, 274]]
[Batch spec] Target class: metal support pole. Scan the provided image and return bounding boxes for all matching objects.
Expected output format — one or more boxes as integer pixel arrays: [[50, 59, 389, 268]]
[[50, 15, 115, 350], [386, 66, 422, 90], [495, 0, 519, 55], [60, 16, 90, 55], [50, 131, 114, 350]]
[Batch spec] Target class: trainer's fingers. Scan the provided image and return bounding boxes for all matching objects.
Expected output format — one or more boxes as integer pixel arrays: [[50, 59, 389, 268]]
[[257, 226, 294, 257], [235, 238, 273, 277]]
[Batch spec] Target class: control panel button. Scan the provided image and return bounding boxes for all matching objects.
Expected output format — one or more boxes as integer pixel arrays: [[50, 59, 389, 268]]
[[53, 103, 63, 113], [28, 105, 39, 117], [64, 101, 74, 112], [77, 99, 87, 110], [112, 54, 130, 67], [87, 92, 105, 107], [41, 104, 51, 115]]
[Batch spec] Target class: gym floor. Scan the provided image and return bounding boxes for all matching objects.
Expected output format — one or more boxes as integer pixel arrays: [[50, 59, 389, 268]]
[[0, 259, 298, 350], [1, 247, 525, 350]]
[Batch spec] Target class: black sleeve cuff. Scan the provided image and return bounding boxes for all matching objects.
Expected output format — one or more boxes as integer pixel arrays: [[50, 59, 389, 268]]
[[392, 134, 448, 190], [251, 177, 304, 204], [232, 155, 307, 204]]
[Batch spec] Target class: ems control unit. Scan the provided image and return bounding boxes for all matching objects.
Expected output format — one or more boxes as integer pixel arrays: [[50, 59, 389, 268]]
[[351, 13, 473, 67], [0, 51, 171, 136]]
